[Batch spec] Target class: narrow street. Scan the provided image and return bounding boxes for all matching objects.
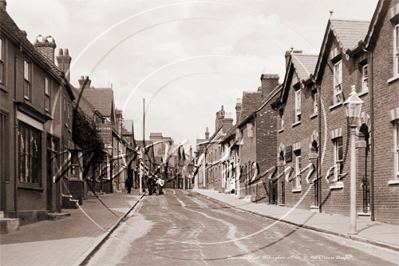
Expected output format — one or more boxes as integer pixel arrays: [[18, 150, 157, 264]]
[[87, 189, 398, 266]]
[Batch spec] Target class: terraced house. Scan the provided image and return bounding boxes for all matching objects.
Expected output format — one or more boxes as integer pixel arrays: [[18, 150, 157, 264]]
[[273, 0, 399, 225], [0, 2, 80, 226]]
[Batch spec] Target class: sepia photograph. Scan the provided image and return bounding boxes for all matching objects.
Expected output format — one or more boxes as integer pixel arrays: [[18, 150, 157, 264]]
[[0, 0, 399, 265]]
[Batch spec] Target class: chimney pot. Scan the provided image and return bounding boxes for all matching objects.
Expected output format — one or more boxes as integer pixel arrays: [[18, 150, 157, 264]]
[[64, 48, 69, 55], [0, 0, 7, 11], [34, 34, 56, 62], [58, 48, 63, 56], [56, 47, 72, 81]]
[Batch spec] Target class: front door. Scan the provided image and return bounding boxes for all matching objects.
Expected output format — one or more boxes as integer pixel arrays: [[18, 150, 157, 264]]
[[269, 179, 278, 204]]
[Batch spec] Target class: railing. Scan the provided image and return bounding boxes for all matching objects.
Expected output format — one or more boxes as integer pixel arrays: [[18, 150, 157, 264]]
[[362, 176, 370, 213]]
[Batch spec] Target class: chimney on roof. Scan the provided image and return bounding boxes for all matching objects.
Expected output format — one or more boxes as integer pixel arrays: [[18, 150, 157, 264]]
[[215, 105, 225, 131], [222, 112, 233, 132], [78, 76, 91, 89], [260, 74, 279, 97], [0, 0, 6, 11], [235, 98, 242, 124], [34, 35, 56, 63], [205, 127, 209, 140], [56, 48, 72, 81]]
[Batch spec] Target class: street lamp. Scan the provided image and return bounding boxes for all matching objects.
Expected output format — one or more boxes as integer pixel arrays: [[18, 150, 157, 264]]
[[344, 85, 363, 235]]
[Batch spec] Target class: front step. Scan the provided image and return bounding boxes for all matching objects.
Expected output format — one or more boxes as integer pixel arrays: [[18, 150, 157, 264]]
[[62, 195, 79, 209], [243, 195, 252, 202], [47, 212, 71, 221], [0, 218, 19, 234]]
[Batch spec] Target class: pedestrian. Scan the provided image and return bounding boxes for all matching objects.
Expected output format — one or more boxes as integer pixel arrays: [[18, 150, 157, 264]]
[[125, 176, 133, 194], [156, 178, 164, 195]]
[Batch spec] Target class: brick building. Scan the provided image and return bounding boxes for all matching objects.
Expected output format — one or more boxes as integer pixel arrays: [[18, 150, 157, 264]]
[[273, 0, 399, 225], [204, 106, 233, 191], [0, 1, 80, 225], [234, 75, 281, 202]]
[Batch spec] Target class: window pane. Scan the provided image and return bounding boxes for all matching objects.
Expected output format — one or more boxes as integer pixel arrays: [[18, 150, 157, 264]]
[[24, 61, 29, 80]]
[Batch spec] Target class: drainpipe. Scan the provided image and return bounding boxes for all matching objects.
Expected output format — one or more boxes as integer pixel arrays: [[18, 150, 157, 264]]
[[14, 52, 19, 217], [317, 80, 322, 213], [361, 45, 374, 221]]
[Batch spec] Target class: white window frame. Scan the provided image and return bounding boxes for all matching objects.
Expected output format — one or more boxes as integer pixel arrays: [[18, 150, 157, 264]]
[[313, 92, 318, 114], [362, 64, 368, 93], [333, 61, 343, 105], [394, 25, 399, 76], [333, 137, 343, 181], [295, 89, 301, 122], [395, 122, 399, 178], [0, 38, 4, 84], [279, 108, 284, 130], [45, 77, 50, 113], [295, 151, 301, 188], [24, 60, 30, 100]]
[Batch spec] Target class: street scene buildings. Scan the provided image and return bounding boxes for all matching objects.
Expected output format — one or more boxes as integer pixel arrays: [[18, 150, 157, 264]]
[[1, 0, 399, 265]]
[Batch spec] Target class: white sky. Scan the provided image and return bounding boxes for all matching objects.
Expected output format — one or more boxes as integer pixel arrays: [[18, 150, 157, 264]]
[[7, 0, 378, 151]]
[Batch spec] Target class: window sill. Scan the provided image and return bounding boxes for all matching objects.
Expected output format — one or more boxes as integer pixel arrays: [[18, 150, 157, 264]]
[[18, 183, 44, 191], [329, 181, 344, 190], [292, 187, 302, 193], [387, 75, 399, 84], [358, 212, 371, 216], [358, 91, 368, 97], [292, 121, 301, 128], [388, 179, 399, 185], [0, 84, 8, 93], [278, 129, 284, 133], [329, 102, 343, 110], [310, 113, 318, 119]]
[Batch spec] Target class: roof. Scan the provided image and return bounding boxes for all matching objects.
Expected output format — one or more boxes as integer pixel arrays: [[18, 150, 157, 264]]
[[330, 19, 370, 50], [364, 0, 390, 49], [0, 8, 75, 99], [315, 19, 370, 80], [280, 53, 317, 104], [72, 86, 102, 118], [291, 54, 318, 81], [75, 88, 114, 117]]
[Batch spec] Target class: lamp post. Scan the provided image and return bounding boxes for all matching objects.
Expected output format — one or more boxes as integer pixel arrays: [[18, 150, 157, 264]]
[[344, 85, 363, 236]]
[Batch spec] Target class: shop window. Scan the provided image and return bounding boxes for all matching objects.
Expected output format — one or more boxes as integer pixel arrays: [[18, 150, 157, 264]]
[[333, 61, 343, 105], [0, 112, 9, 182], [19, 122, 41, 184]]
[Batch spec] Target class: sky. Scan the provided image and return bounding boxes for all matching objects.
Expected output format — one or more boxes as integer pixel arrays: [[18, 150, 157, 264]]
[[7, 0, 378, 151]]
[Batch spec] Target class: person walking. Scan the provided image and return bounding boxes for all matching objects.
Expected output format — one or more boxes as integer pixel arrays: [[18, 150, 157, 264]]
[[125, 176, 133, 194]]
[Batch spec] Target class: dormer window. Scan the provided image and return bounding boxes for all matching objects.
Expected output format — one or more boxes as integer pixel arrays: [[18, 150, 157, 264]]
[[333, 61, 343, 105]]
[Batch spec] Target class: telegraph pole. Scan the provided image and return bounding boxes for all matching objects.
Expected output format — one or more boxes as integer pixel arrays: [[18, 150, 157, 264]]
[[139, 98, 145, 195]]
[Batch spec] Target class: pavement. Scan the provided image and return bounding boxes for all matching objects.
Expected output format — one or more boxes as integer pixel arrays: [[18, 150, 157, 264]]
[[0, 190, 143, 266], [193, 189, 399, 253]]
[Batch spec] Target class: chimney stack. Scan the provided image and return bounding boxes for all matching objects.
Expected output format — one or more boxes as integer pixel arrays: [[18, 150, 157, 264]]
[[260, 74, 280, 98], [205, 127, 209, 140], [0, 0, 7, 11], [235, 98, 242, 124], [56, 48, 72, 81], [34, 35, 56, 63], [78, 76, 91, 89], [215, 105, 225, 131]]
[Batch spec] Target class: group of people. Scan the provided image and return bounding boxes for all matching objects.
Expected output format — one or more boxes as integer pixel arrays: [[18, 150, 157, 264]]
[[124, 174, 164, 195]]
